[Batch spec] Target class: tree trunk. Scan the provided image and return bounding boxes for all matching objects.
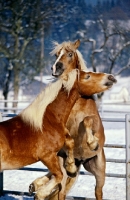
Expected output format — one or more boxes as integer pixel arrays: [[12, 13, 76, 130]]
[[12, 62, 20, 112], [40, 25, 44, 91], [3, 63, 12, 111]]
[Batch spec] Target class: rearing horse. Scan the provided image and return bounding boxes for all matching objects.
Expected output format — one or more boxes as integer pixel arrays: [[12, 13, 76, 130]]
[[48, 39, 117, 200], [29, 40, 117, 200]]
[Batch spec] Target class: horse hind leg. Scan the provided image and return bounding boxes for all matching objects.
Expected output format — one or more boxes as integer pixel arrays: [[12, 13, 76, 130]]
[[94, 150, 106, 200], [83, 115, 99, 151], [83, 149, 106, 200]]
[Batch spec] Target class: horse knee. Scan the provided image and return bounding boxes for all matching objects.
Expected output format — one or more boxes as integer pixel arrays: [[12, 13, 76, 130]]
[[88, 136, 99, 151], [83, 115, 99, 151], [84, 115, 99, 131]]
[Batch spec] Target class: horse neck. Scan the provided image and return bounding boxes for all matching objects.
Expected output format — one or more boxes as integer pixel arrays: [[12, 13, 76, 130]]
[[80, 95, 100, 116], [81, 95, 96, 101], [46, 84, 80, 124]]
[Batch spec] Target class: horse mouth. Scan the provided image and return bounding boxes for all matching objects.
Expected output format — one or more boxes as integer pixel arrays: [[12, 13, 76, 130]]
[[52, 71, 63, 77], [52, 73, 58, 78], [52, 68, 65, 77], [105, 81, 114, 88]]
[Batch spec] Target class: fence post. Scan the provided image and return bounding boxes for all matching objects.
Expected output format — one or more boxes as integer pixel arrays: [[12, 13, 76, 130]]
[[125, 114, 130, 200], [0, 113, 2, 122], [0, 113, 3, 196]]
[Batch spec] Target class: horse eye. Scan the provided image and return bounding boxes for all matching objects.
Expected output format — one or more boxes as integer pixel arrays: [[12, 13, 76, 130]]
[[85, 75, 90, 79], [68, 53, 72, 57]]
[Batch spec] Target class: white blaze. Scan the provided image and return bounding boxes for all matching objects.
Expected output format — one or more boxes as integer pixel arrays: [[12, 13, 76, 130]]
[[52, 49, 64, 75]]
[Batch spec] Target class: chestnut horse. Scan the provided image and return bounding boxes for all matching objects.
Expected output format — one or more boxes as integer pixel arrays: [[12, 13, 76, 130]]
[[48, 39, 117, 200], [29, 40, 117, 200]]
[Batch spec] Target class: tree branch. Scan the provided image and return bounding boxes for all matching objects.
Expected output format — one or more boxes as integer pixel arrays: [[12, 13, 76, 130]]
[[109, 41, 130, 73], [115, 64, 130, 76]]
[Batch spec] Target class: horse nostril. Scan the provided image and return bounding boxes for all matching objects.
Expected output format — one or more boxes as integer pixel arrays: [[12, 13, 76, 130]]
[[108, 75, 117, 83], [56, 62, 63, 69]]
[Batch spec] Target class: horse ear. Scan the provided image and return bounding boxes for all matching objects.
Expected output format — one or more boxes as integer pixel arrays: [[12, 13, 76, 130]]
[[74, 39, 80, 49]]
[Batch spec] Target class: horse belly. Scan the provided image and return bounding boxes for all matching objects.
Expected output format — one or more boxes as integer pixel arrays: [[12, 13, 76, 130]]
[[0, 153, 38, 170], [0, 136, 39, 170]]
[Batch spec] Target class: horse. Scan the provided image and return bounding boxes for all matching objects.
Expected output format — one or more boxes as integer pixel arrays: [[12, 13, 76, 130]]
[[29, 40, 117, 200]]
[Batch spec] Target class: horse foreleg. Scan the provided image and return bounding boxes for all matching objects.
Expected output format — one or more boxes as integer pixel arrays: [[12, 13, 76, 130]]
[[46, 177, 78, 200], [30, 157, 67, 200], [58, 157, 68, 200], [64, 132, 77, 177], [83, 116, 99, 151], [34, 153, 63, 200], [83, 149, 106, 200], [46, 161, 81, 200]]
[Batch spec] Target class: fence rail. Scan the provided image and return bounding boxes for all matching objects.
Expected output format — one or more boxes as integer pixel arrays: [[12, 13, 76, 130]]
[[1, 99, 130, 114], [0, 112, 129, 200]]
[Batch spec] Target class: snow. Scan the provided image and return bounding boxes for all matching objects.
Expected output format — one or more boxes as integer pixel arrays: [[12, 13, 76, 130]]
[[34, 76, 54, 84]]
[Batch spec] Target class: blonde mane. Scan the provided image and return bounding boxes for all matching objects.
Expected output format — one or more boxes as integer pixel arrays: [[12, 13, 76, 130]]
[[76, 49, 88, 71], [51, 41, 88, 71], [20, 69, 78, 131], [50, 41, 74, 55]]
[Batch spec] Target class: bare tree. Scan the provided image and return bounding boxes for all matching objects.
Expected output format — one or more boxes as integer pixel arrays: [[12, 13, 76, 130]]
[[78, 17, 130, 101], [81, 18, 130, 75], [0, 0, 68, 109]]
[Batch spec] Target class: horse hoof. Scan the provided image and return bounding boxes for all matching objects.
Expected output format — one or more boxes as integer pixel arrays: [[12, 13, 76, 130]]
[[66, 170, 77, 177], [29, 183, 35, 194]]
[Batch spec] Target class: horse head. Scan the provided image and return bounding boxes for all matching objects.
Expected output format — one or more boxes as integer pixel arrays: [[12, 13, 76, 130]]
[[51, 39, 86, 78], [77, 71, 117, 96], [51, 40, 117, 93]]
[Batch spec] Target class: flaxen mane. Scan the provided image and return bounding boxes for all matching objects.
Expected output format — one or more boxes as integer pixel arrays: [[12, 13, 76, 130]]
[[76, 50, 87, 71], [51, 41, 88, 71], [20, 69, 77, 131]]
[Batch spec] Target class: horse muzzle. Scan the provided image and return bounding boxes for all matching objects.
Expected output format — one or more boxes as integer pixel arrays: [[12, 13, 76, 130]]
[[105, 74, 117, 88], [52, 62, 64, 77], [108, 75, 117, 83]]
